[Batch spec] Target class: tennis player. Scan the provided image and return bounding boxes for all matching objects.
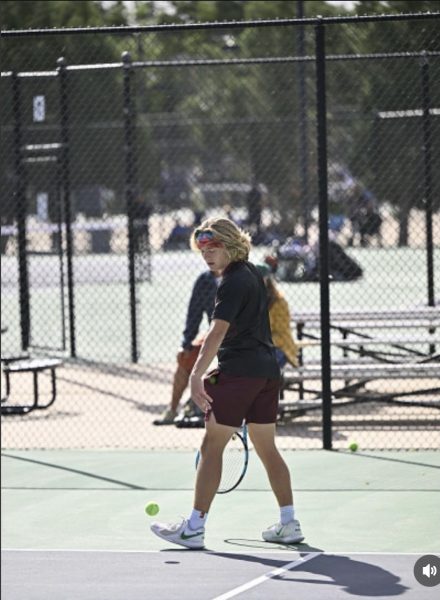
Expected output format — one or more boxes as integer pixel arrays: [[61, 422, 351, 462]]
[[151, 217, 304, 549]]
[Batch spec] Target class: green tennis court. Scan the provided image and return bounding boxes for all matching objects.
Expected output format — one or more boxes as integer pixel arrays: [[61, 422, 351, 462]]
[[2, 448, 439, 599]]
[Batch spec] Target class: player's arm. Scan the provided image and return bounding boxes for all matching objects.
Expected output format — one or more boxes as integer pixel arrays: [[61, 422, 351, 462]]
[[189, 318, 229, 411]]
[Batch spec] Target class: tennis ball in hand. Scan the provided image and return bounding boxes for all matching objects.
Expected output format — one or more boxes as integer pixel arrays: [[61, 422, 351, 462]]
[[145, 502, 160, 516], [349, 441, 358, 452]]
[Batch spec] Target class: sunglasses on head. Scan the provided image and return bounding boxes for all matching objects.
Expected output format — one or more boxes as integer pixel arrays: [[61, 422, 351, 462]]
[[194, 229, 215, 242], [194, 229, 224, 249]]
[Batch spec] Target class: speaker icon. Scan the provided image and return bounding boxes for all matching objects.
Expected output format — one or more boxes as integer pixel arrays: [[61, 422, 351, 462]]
[[422, 564, 438, 578], [414, 555, 440, 587]]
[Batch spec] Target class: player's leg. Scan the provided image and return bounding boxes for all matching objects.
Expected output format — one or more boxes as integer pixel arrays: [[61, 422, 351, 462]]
[[193, 413, 236, 513], [246, 379, 304, 544], [248, 422, 293, 506], [150, 413, 235, 549], [150, 411, 233, 549], [249, 422, 304, 543], [194, 372, 262, 512], [246, 378, 293, 506]]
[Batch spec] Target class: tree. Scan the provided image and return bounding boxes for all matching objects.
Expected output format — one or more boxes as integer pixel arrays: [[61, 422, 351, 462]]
[[2, 1, 437, 238], [1, 1, 134, 221], [347, 1, 440, 244]]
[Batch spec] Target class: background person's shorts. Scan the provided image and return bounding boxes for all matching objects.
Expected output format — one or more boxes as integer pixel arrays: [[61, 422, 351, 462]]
[[203, 370, 280, 428]]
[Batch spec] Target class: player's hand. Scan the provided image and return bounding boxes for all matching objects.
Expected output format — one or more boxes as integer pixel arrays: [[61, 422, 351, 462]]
[[190, 374, 213, 413]]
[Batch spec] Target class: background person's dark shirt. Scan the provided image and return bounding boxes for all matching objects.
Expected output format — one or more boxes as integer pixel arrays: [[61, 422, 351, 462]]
[[212, 261, 280, 379], [181, 271, 218, 349]]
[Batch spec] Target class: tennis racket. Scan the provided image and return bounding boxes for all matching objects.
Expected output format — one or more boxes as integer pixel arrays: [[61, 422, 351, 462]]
[[195, 424, 249, 494]]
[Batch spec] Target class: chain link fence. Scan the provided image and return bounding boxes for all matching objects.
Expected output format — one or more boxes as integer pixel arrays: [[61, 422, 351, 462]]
[[1, 14, 439, 450]]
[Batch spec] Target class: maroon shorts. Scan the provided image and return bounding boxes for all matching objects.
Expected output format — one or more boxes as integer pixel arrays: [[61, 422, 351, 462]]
[[203, 370, 280, 428]]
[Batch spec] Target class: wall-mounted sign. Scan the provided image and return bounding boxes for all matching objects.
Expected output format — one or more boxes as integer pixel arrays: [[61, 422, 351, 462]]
[[36, 192, 49, 221], [33, 95, 45, 122]]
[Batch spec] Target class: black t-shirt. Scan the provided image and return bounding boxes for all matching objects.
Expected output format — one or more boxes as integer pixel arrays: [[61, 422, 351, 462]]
[[212, 261, 280, 379]]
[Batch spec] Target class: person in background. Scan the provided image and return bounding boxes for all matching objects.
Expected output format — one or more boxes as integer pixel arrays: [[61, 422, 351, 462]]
[[246, 179, 264, 240], [348, 184, 382, 248], [153, 270, 219, 425], [255, 263, 299, 369], [190, 184, 206, 226]]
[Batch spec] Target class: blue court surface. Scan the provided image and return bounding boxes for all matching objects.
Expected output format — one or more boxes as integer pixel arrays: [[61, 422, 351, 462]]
[[2, 449, 439, 599]]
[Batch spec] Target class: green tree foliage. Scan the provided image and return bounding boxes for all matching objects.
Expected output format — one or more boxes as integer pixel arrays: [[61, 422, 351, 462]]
[[347, 1, 440, 230], [1, 1, 130, 70], [1, 1, 132, 219], [1, 1, 438, 232]]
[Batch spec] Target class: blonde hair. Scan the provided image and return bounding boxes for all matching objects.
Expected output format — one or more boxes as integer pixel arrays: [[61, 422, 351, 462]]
[[190, 217, 252, 262]]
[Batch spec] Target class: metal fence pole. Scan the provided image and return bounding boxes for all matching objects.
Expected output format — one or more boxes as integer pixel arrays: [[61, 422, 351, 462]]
[[420, 54, 435, 310], [122, 51, 139, 363], [296, 0, 310, 242], [57, 57, 77, 358], [55, 155, 67, 352], [420, 53, 436, 356], [315, 22, 333, 450], [11, 71, 30, 351]]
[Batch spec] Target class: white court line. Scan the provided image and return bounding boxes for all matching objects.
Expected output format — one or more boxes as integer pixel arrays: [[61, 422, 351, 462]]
[[1, 548, 425, 555], [210, 552, 321, 600], [3, 548, 319, 556]]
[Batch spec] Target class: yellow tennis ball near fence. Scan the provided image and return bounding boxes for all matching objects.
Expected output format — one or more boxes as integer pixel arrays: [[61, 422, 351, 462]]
[[145, 502, 160, 516], [349, 441, 358, 452]]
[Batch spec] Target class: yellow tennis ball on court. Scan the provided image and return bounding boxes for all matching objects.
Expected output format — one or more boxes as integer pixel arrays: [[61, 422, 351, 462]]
[[349, 441, 358, 452], [145, 502, 159, 516]]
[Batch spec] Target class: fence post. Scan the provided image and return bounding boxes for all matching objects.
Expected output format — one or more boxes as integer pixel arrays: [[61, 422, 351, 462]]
[[315, 21, 332, 450], [57, 57, 77, 358], [11, 71, 30, 351], [122, 51, 139, 363], [296, 1, 310, 243], [420, 54, 435, 311]]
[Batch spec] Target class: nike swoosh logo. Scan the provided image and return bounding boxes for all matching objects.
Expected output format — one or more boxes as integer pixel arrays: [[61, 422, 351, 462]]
[[276, 527, 285, 536], [180, 531, 204, 540]]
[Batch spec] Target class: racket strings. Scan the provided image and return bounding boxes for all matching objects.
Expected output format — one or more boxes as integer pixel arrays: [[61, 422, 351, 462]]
[[218, 432, 247, 493]]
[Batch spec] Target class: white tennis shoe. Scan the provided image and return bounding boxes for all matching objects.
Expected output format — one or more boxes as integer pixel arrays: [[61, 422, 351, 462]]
[[150, 518, 205, 549], [262, 519, 305, 544]]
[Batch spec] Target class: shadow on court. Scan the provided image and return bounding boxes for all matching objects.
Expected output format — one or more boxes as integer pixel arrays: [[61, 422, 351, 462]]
[[2, 548, 418, 600], [211, 550, 409, 597]]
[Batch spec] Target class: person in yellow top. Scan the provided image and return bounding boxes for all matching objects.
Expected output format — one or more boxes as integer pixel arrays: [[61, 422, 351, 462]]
[[255, 263, 299, 369]]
